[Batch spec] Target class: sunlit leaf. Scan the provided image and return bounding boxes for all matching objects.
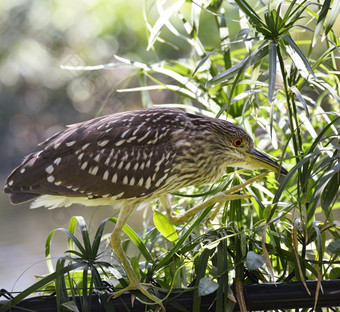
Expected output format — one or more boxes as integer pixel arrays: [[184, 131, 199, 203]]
[[153, 209, 179, 242], [283, 34, 315, 78], [268, 42, 277, 103], [312, 0, 330, 46], [207, 43, 268, 86], [325, 0, 340, 35], [290, 85, 309, 118], [147, 0, 185, 50], [109, 217, 154, 263]]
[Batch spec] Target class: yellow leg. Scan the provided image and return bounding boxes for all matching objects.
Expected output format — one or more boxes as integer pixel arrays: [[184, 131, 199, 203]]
[[110, 204, 165, 311], [160, 172, 268, 225]]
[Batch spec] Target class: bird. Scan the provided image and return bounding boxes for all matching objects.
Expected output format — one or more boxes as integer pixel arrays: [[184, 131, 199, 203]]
[[4, 107, 287, 311]]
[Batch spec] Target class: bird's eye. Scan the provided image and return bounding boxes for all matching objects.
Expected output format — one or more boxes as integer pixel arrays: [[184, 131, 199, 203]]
[[233, 139, 242, 147]]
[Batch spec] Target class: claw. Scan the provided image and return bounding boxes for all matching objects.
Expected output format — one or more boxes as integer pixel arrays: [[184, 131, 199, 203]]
[[109, 282, 165, 311]]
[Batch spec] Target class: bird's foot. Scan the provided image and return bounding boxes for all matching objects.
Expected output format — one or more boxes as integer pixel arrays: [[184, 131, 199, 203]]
[[109, 282, 165, 311]]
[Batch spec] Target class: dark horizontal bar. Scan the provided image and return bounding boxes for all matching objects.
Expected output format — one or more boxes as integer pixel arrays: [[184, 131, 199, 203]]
[[1, 280, 340, 311], [242, 280, 340, 310]]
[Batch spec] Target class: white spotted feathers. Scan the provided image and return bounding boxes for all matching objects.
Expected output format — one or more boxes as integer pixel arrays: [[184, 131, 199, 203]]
[[4, 107, 255, 209]]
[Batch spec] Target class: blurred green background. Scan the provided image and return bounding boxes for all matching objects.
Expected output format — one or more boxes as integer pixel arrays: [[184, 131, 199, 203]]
[[0, 0, 161, 293], [1, 0, 339, 294]]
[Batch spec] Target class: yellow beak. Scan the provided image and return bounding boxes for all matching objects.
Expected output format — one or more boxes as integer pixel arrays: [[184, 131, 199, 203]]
[[246, 149, 288, 175]]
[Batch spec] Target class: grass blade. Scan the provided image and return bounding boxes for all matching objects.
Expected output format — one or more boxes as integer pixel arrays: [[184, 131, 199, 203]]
[[153, 205, 214, 272], [283, 34, 315, 78], [268, 42, 277, 103], [312, 1, 330, 46], [215, 41, 269, 117], [262, 224, 275, 282], [325, 0, 340, 35], [109, 217, 153, 263], [193, 249, 211, 312], [147, 0, 185, 50]]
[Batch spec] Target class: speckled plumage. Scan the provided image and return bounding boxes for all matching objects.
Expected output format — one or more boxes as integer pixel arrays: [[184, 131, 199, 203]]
[[4, 107, 259, 208], [4, 107, 287, 310]]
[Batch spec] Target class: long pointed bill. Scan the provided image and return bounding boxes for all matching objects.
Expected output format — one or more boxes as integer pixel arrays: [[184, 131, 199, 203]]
[[246, 149, 288, 175]]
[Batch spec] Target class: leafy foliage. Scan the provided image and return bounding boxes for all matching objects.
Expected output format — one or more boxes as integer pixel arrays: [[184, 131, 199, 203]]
[[2, 0, 340, 311]]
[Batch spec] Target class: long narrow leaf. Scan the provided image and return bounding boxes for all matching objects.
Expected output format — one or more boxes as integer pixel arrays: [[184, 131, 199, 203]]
[[309, 162, 340, 219], [262, 225, 275, 282], [268, 42, 277, 103], [73, 216, 92, 256], [233, 0, 265, 29], [193, 249, 211, 312], [55, 259, 66, 311], [108, 217, 153, 263], [325, 0, 340, 35], [215, 41, 269, 117], [147, 0, 185, 50], [290, 85, 309, 118], [46, 228, 86, 273], [91, 218, 111, 259], [283, 34, 315, 78], [312, 0, 330, 46], [207, 43, 268, 86], [114, 55, 220, 112], [153, 205, 214, 272]]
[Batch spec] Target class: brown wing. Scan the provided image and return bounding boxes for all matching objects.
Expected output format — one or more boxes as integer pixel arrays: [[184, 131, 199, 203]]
[[4, 108, 192, 204]]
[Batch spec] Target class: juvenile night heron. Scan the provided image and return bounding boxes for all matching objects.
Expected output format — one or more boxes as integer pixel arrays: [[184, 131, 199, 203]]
[[4, 107, 287, 310]]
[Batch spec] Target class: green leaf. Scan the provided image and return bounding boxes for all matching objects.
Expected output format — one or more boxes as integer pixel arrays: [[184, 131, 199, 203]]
[[45, 226, 86, 273], [325, 0, 340, 35], [147, 0, 185, 50], [154, 205, 214, 272], [327, 239, 340, 255], [193, 48, 217, 76], [290, 85, 309, 118], [233, 0, 266, 32], [268, 42, 277, 103], [309, 162, 340, 218], [198, 277, 219, 296], [193, 249, 212, 312], [329, 267, 340, 279], [62, 301, 80, 312], [55, 259, 69, 309], [207, 43, 269, 86], [283, 34, 315, 78], [312, 1, 330, 46], [91, 218, 109, 259], [75, 216, 92, 256], [214, 41, 269, 117], [246, 251, 265, 270], [109, 217, 154, 263], [153, 209, 178, 242], [321, 167, 340, 211]]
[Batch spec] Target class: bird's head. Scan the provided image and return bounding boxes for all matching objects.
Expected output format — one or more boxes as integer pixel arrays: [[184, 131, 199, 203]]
[[214, 120, 288, 175]]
